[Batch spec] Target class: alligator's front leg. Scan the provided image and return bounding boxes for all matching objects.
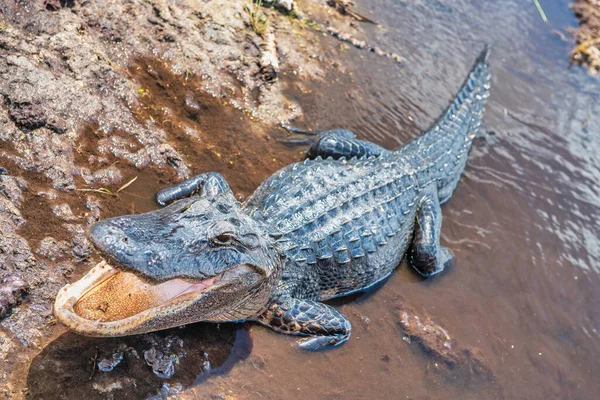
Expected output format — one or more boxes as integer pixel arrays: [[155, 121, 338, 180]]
[[408, 188, 454, 276], [257, 296, 351, 350], [156, 172, 231, 206]]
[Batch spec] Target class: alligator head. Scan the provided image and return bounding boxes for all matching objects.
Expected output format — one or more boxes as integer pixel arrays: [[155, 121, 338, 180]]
[[54, 191, 281, 337]]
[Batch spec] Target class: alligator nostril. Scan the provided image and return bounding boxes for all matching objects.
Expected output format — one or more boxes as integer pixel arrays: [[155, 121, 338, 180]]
[[91, 223, 129, 249]]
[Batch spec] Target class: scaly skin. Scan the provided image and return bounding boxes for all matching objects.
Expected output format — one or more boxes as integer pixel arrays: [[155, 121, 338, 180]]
[[54, 47, 491, 350]]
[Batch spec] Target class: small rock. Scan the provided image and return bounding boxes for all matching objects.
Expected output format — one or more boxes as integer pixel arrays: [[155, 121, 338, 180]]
[[51, 203, 80, 222], [67, 224, 93, 260], [81, 165, 123, 186], [7, 101, 46, 131], [36, 237, 69, 261], [98, 351, 124, 372], [0, 274, 28, 319], [396, 300, 493, 383], [184, 92, 202, 113], [148, 383, 184, 400], [144, 347, 180, 379], [264, 0, 295, 12]]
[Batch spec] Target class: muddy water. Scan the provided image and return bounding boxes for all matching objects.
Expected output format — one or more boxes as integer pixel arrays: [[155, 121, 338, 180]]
[[25, 0, 600, 398]]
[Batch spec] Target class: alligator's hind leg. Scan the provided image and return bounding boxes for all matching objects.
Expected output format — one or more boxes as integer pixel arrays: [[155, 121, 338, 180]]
[[156, 172, 232, 206], [408, 189, 454, 276], [283, 126, 389, 159], [257, 297, 351, 351], [308, 130, 390, 159]]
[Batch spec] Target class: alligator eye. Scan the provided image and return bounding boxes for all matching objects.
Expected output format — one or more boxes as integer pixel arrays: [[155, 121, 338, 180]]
[[212, 233, 236, 246]]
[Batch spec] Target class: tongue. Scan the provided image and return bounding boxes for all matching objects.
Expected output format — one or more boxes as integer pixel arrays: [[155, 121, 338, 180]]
[[153, 277, 217, 299]]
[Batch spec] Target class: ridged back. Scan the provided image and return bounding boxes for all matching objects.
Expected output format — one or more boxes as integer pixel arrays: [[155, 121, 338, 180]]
[[244, 154, 421, 299], [399, 46, 491, 201], [243, 48, 491, 299]]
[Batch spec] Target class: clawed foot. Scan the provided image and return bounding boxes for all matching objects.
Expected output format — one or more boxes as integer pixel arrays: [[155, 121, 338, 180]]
[[297, 334, 348, 351]]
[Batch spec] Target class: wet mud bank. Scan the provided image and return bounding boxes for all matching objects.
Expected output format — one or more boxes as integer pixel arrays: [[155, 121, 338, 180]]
[[0, 0, 399, 397]]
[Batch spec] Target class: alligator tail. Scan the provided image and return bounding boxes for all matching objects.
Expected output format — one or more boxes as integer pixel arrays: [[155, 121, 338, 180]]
[[402, 45, 491, 202]]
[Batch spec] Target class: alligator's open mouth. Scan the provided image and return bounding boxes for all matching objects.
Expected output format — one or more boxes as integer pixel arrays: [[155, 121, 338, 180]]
[[53, 261, 221, 336]]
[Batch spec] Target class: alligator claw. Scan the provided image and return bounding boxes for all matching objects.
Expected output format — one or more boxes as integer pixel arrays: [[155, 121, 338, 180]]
[[297, 334, 348, 351]]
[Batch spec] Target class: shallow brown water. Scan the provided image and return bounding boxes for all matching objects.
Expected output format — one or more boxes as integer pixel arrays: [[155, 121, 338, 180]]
[[25, 0, 600, 398]]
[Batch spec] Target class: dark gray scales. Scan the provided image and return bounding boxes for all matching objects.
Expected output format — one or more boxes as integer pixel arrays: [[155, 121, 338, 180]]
[[102, 47, 492, 350]]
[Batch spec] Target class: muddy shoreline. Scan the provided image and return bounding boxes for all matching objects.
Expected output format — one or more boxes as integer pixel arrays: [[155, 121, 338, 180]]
[[0, 0, 398, 397]]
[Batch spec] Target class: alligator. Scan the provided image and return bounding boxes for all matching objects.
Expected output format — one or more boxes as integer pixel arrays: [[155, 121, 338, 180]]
[[54, 47, 491, 350]]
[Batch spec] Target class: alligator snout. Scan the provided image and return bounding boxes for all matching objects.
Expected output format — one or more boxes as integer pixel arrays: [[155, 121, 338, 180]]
[[90, 220, 137, 257]]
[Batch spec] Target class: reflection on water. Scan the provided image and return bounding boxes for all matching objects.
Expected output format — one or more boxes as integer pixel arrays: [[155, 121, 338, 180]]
[[26, 323, 251, 399]]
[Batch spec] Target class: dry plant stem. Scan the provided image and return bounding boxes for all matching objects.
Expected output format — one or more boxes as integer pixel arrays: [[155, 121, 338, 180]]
[[117, 176, 138, 193]]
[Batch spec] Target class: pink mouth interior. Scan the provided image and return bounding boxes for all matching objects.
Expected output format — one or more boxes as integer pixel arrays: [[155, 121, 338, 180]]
[[153, 277, 217, 300]]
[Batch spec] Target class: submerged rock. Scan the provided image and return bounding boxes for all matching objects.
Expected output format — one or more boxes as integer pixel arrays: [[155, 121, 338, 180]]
[[97, 351, 124, 373], [396, 300, 493, 384], [144, 348, 180, 379]]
